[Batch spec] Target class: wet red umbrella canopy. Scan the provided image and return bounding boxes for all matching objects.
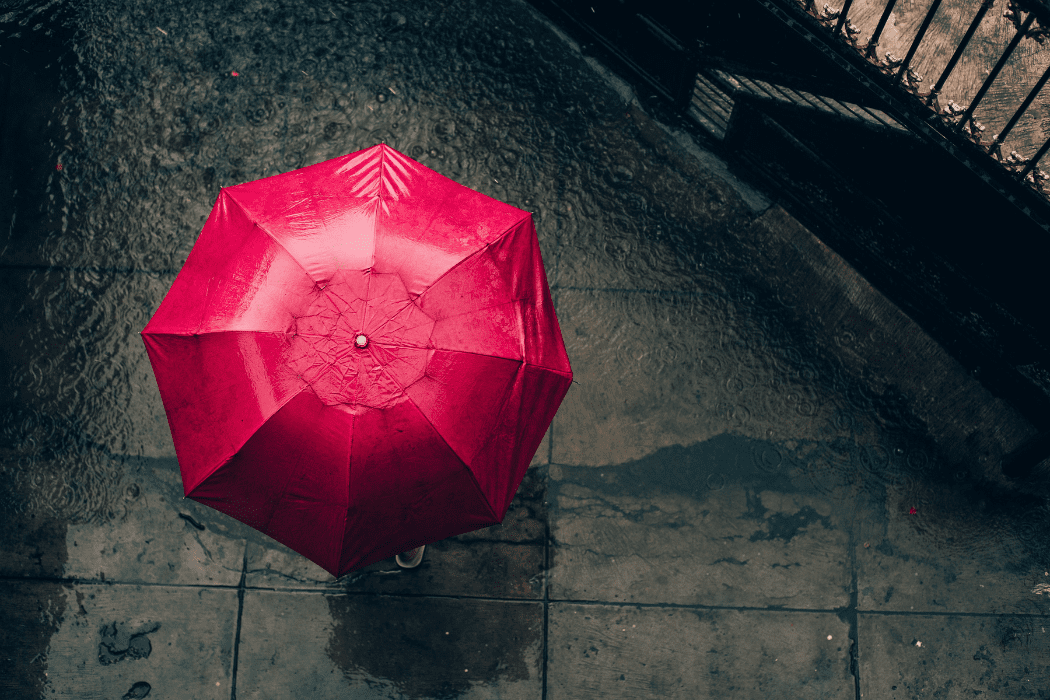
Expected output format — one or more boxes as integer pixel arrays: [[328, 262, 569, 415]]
[[142, 144, 572, 576]]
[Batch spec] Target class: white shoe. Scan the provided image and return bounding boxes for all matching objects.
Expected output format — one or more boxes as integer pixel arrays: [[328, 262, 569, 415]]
[[395, 545, 425, 569]]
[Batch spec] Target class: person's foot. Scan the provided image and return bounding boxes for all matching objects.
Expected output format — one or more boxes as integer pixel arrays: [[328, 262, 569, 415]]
[[396, 545, 425, 569]]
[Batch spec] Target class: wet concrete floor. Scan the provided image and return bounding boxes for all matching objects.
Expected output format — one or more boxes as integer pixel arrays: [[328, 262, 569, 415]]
[[1, 0, 1049, 697]]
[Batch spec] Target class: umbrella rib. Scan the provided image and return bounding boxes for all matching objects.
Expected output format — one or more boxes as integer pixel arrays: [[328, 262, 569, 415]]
[[474, 360, 527, 517], [365, 337, 503, 514], [360, 268, 376, 337], [185, 382, 312, 497], [413, 213, 531, 304], [361, 175, 380, 331], [394, 309, 571, 375], [377, 342, 527, 364], [256, 400, 351, 540], [337, 408, 355, 573], [224, 190, 321, 285], [344, 459, 496, 574], [402, 396, 500, 523], [400, 298, 524, 330], [371, 149, 383, 271]]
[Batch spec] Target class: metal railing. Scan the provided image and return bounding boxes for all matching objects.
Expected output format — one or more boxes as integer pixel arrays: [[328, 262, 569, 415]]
[[788, 0, 1050, 208]]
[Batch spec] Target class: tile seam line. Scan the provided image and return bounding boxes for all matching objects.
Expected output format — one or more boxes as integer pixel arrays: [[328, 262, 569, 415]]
[[541, 507, 551, 700], [848, 511, 861, 700], [543, 599, 1050, 617], [551, 286, 718, 296], [0, 263, 182, 274], [0, 575, 237, 590], [266, 590, 546, 604], [3, 576, 1046, 617], [0, 577, 548, 604], [230, 549, 247, 700], [0, 577, 546, 602]]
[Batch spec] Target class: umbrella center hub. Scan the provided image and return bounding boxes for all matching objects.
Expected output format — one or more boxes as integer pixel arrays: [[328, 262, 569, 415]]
[[287, 272, 437, 408]]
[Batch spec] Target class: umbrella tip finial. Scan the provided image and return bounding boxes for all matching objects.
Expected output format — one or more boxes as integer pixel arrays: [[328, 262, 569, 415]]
[[355, 334, 369, 349]]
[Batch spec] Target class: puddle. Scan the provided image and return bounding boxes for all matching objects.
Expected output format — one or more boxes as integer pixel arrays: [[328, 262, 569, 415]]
[[326, 596, 541, 698]]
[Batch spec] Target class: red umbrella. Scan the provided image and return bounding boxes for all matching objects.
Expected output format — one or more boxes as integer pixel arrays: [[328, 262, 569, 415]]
[[141, 144, 572, 576]]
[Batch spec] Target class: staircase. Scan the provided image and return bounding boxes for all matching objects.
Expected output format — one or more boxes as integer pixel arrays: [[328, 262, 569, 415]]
[[690, 69, 911, 142]]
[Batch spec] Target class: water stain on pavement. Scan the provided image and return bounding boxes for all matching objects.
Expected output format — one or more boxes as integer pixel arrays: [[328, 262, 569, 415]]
[[121, 681, 152, 699], [0, 575, 69, 700], [98, 620, 161, 664], [747, 505, 833, 545], [556, 430, 1050, 583], [325, 595, 541, 698], [560, 433, 828, 500], [0, 450, 71, 697]]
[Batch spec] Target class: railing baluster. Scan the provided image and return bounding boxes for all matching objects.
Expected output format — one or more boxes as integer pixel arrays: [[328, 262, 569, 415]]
[[896, 0, 943, 83], [927, 0, 995, 105], [864, 0, 900, 59], [958, 12, 1036, 131], [1019, 133, 1050, 179], [990, 63, 1050, 154], [833, 0, 855, 37]]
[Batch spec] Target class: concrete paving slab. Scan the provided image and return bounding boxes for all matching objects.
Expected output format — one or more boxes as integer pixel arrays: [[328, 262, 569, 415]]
[[858, 611, 1050, 698], [0, 41, 216, 273], [246, 538, 546, 600], [243, 463, 549, 596], [0, 454, 250, 586], [0, 268, 176, 461], [0, 498, 71, 581], [854, 483, 1050, 615], [551, 287, 851, 468], [59, 457, 248, 587], [547, 603, 854, 699], [0, 580, 237, 700], [548, 108, 754, 292], [549, 445, 852, 608], [0, 579, 67, 699], [731, 205, 1037, 484], [235, 590, 543, 699]]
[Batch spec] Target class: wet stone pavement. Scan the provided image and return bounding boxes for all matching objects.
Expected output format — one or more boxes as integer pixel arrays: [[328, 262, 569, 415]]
[[2, 0, 1050, 698]]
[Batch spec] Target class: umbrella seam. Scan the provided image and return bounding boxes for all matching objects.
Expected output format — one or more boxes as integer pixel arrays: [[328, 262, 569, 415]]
[[339, 457, 489, 576], [372, 293, 527, 362], [223, 188, 324, 286], [474, 360, 527, 519], [412, 213, 532, 302], [400, 391, 500, 523], [185, 383, 311, 498], [337, 407, 355, 574], [374, 343, 574, 378], [362, 149, 380, 332], [379, 346, 527, 399], [376, 342, 527, 365], [462, 464, 500, 526], [370, 146, 384, 270]]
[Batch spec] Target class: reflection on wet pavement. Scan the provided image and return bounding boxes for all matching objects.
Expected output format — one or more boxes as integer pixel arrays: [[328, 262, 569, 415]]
[[1, 0, 1048, 697]]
